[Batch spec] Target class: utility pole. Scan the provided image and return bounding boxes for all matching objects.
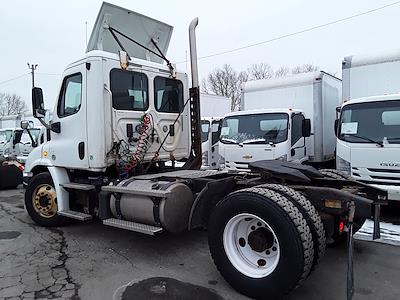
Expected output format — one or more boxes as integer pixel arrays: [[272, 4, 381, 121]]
[[27, 63, 38, 88]]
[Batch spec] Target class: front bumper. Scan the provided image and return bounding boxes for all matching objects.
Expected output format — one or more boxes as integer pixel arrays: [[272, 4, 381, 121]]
[[370, 184, 400, 201]]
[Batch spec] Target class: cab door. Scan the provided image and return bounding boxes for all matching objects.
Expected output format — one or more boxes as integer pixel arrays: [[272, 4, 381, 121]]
[[49, 65, 88, 169]]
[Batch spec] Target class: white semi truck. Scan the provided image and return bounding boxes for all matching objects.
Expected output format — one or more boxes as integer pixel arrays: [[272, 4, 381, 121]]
[[22, 3, 385, 299], [220, 72, 341, 171], [200, 93, 230, 169], [337, 51, 400, 201]]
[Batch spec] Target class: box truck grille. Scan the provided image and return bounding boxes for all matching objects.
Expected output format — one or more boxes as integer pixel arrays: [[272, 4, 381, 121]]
[[367, 168, 400, 174]]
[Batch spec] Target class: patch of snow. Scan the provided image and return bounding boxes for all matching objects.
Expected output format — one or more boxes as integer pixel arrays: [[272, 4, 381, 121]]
[[354, 219, 400, 246]]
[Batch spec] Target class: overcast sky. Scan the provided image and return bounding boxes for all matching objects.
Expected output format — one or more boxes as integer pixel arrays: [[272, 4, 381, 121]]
[[1, 0, 400, 110]]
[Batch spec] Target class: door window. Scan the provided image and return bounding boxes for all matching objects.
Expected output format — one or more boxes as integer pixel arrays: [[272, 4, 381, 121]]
[[57, 73, 82, 118], [110, 69, 149, 111], [154, 77, 183, 113], [291, 114, 304, 146]]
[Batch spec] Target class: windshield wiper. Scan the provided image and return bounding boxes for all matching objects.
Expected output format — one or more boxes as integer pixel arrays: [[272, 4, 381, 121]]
[[221, 139, 238, 144], [240, 139, 267, 145], [344, 134, 384, 147]]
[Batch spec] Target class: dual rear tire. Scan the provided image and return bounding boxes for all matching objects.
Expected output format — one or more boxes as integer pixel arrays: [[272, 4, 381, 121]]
[[208, 186, 325, 299]]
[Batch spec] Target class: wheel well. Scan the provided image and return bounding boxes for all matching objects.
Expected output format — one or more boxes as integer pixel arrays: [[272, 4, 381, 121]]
[[31, 166, 49, 176]]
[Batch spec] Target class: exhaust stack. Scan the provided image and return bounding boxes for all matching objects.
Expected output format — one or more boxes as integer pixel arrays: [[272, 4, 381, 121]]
[[189, 18, 199, 88], [184, 17, 202, 170]]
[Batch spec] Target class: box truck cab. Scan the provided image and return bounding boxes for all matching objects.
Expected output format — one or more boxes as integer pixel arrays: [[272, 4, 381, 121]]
[[0, 128, 23, 160], [16, 126, 45, 164], [336, 94, 400, 201], [221, 71, 341, 171], [220, 108, 311, 171], [201, 117, 223, 169], [338, 50, 400, 201]]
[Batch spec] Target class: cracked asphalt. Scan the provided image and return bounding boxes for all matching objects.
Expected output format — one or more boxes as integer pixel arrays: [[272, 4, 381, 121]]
[[1, 187, 400, 300]]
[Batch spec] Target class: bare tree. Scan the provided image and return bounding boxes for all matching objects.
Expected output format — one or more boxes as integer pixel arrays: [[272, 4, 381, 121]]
[[292, 64, 319, 74], [274, 66, 289, 78], [202, 64, 248, 111], [247, 63, 274, 80], [0, 92, 27, 116]]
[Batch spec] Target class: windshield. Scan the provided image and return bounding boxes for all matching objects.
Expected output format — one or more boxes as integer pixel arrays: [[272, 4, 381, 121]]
[[0, 130, 12, 144], [201, 120, 210, 143], [20, 129, 40, 144], [339, 100, 400, 144], [220, 113, 289, 144]]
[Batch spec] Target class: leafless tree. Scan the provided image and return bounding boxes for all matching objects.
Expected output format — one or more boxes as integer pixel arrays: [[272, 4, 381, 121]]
[[292, 64, 319, 74], [0, 92, 27, 116], [275, 66, 290, 78], [201, 64, 248, 111], [247, 63, 274, 80]]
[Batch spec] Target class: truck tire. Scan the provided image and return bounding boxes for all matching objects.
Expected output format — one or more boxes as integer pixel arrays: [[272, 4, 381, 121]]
[[25, 172, 67, 227], [260, 184, 326, 271], [319, 169, 351, 180], [208, 187, 314, 299]]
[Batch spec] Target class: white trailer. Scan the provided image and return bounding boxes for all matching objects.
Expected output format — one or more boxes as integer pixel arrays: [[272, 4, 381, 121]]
[[221, 71, 341, 171], [22, 3, 385, 299], [337, 50, 400, 201], [200, 93, 230, 169]]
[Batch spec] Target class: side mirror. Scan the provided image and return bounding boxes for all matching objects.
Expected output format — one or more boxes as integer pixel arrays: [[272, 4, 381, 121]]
[[334, 119, 339, 137], [13, 130, 23, 145], [302, 119, 311, 137], [32, 87, 46, 118], [20, 120, 29, 130]]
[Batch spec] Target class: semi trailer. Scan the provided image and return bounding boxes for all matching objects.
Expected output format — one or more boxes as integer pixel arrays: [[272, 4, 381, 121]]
[[220, 71, 341, 172], [23, 3, 386, 299], [337, 50, 400, 201]]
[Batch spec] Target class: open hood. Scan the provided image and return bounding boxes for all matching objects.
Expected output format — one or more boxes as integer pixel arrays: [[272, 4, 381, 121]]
[[86, 2, 173, 64]]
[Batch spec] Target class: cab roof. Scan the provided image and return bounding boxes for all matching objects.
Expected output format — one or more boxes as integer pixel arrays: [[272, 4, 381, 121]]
[[343, 93, 400, 106]]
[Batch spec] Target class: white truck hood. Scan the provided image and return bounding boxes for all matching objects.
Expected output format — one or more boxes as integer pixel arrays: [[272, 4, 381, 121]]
[[87, 2, 173, 64]]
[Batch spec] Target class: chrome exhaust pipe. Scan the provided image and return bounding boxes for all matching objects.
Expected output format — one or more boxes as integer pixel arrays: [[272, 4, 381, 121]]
[[189, 17, 199, 88]]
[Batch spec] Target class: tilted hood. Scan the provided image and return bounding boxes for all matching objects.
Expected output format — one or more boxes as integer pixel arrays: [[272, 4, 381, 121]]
[[86, 2, 173, 64]]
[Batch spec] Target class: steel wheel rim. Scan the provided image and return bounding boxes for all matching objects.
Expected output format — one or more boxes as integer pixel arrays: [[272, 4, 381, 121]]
[[223, 213, 280, 278], [32, 184, 58, 218]]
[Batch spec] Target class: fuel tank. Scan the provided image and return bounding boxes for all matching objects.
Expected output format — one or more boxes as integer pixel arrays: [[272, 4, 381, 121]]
[[110, 179, 194, 233]]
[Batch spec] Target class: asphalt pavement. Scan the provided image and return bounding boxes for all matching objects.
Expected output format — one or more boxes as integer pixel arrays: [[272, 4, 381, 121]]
[[0, 187, 399, 300]]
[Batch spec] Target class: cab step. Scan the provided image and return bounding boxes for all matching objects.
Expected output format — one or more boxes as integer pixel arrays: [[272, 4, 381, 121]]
[[58, 210, 93, 221], [103, 218, 163, 235], [60, 182, 95, 191]]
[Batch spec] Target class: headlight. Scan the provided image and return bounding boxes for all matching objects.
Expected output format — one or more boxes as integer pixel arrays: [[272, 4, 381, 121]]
[[336, 156, 351, 174], [202, 151, 209, 166], [276, 154, 287, 161]]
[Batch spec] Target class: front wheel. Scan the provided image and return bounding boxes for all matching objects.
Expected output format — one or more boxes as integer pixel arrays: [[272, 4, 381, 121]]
[[208, 187, 314, 299], [25, 172, 66, 227]]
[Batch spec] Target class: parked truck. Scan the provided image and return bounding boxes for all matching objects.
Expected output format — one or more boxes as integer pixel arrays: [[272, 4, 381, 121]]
[[337, 50, 400, 202], [200, 93, 230, 169], [22, 3, 386, 299], [220, 71, 341, 171]]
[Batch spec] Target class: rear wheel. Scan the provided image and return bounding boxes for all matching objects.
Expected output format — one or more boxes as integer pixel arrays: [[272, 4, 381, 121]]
[[208, 187, 314, 299], [25, 172, 66, 227]]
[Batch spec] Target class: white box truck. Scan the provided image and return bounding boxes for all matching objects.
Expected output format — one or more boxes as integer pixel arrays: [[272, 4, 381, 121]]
[[337, 50, 400, 201], [220, 71, 341, 171], [200, 93, 230, 169], [21, 3, 385, 299]]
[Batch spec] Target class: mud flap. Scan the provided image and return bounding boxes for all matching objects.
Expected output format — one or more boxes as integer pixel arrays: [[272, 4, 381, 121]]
[[346, 203, 355, 300]]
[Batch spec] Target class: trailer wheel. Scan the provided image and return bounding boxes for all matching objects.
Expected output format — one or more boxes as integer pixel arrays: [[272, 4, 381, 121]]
[[25, 172, 66, 227], [319, 169, 351, 180], [260, 184, 326, 272], [208, 187, 314, 299]]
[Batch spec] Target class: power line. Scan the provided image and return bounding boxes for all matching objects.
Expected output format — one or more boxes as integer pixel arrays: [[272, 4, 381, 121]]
[[176, 0, 400, 64], [0, 73, 30, 86], [36, 73, 62, 76]]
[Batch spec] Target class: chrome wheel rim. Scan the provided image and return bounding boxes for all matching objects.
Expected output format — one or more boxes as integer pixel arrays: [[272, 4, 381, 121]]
[[223, 213, 280, 278]]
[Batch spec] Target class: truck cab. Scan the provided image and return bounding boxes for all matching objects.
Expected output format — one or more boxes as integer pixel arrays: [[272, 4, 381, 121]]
[[0, 128, 23, 160], [219, 108, 310, 171], [336, 94, 400, 201], [201, 117, 223, 169]]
